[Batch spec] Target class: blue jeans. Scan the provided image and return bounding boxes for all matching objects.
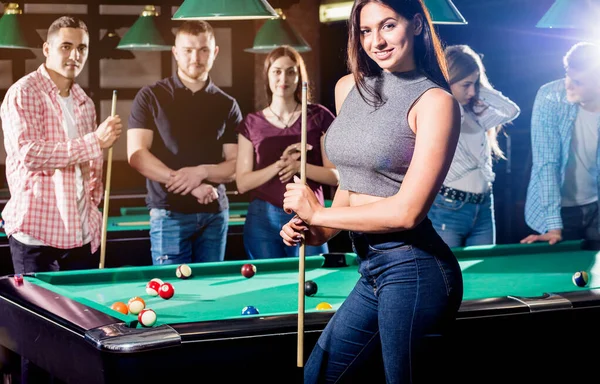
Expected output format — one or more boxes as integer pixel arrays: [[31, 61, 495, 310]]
[[428, 192, 495, 248], [243, 199, 328, 259], [304, 218, 463, 383], [149, 208, 228, 265]]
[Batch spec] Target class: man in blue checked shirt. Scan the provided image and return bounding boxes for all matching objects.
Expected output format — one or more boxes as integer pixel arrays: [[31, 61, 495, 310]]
[[522, 42, 600, 245]]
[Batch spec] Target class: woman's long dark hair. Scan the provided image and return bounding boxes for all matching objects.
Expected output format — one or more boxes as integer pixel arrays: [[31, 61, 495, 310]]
[[347, 0, 449, 107]]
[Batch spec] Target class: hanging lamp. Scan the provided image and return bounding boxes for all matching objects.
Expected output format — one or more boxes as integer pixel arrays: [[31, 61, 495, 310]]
[[0, 3, 43, 49], [426, 0, 467, 25], [245, 9, 311, 53], [536, 0, 600, 29], [319, 0, 467, 25], [172, 0, 278, 21], [117, 5, 173, 51]]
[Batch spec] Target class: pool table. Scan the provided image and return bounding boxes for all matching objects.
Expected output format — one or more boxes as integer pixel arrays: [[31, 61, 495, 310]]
[[2, 240, 600, 383]]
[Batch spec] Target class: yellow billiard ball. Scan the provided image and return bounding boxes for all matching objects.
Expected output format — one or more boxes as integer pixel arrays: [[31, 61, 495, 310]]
[[316, 302, 333, 310]]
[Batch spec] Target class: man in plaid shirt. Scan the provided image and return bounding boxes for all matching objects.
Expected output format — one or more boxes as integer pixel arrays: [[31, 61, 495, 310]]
[[0, 16, 122, 277], [521, 42, 600, 245]]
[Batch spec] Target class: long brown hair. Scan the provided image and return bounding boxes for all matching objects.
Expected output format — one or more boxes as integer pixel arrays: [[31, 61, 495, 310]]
[[347, 0, 449, 107], [263, 45, 310, 105], [445, 44, 506, 160]]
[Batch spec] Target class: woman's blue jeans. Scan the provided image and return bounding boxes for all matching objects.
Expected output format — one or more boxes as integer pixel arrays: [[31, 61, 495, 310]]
[[304, 218, 463, 383], [243, 199, 328, 259], [428, 192, 495, 248]]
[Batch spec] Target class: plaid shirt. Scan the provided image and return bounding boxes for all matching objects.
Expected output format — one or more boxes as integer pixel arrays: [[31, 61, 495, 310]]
[[0, 64, 104, 251], [524, 78, 600, 234]]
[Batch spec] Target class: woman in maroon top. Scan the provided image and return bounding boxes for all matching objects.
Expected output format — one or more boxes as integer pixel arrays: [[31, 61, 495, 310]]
[[235, 46, 339, 259]]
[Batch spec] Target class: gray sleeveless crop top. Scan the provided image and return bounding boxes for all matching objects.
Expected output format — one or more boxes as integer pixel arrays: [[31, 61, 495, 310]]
[[324, 70, 441, 197]]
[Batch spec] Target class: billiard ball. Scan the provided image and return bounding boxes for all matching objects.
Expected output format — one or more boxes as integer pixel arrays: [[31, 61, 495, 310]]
[[138, 308, 157, 327], [146, 280, 161, 296], [176, 264, 192, 279], [241, 263, 256, 278], [241, 306, 259, 315], [110, 301, 128, 315], [128, 296, 146, 315], [316, 302, 333, 310], [159, 282, 175, 299], [573, 271, 589, 287], [13, 274, 23, 284], [151, 278, 164, 286], [304, 280, 318, 297]]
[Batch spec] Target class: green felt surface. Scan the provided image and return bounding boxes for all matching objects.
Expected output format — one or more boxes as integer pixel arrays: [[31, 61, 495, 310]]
[[456, 240, 600, 300], [28, 255, 356, 327], [24, 240, 600, 328]]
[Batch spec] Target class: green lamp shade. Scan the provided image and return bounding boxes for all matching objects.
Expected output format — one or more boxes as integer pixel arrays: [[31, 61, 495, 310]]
[[425, 0, 467, 25], [0, 11, 43, 49], [319, 0, 466, 24], [117, 15, 173, 51], [245, 18, 311, 53], [536, 0, 600, 29], [173, 0, 278, 20]]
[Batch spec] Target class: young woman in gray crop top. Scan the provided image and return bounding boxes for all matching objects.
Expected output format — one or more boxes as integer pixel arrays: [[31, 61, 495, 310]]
[[280, 0, 463, 383]]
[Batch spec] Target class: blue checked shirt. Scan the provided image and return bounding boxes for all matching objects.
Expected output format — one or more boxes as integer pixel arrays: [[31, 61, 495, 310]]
[[524, 79, 600, 234]]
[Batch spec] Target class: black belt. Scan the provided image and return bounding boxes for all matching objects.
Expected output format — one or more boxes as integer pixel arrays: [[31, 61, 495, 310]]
[[439, 185, 488, 204]]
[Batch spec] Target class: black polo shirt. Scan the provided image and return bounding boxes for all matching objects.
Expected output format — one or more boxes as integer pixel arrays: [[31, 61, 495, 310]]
[[128, 74, 242, 214]]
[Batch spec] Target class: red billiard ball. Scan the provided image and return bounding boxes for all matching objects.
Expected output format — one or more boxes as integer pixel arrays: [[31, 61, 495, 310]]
[[176, 264, 192, 279], [146, 280, 161, 296], [138, 308, 157, 327], [241, 263, 256, 278], [159, 282, 175, 299]]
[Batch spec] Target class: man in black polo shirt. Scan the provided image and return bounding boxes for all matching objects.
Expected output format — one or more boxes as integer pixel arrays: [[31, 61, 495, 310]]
[[127, 20, 242, 264]]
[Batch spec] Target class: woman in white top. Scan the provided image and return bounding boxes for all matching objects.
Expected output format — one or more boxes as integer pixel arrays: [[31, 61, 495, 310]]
[[428, 45, 520, 248]]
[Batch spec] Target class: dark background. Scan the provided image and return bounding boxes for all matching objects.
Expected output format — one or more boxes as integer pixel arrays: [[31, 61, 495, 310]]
[[319, 0, 597, 244]]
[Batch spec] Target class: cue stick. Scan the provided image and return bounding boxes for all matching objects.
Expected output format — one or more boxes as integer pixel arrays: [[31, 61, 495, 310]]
[[99, 90, 117, 269], [297, 81, 308, 368]]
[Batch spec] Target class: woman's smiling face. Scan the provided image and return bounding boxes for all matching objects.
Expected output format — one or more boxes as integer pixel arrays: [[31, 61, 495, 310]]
[[359, 2, 421, 73]]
